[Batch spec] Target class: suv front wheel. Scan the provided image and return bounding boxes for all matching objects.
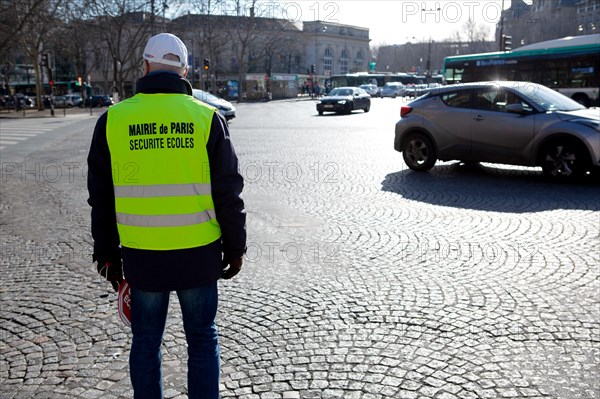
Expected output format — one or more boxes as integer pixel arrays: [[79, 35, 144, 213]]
[[539, 138, 591, 179]]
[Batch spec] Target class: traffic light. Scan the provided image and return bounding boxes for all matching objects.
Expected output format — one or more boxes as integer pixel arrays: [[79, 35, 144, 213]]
[[76, 76, 83, 86], [502, 35, 512, 51], [41, 53, 48, 67], [310, 64, 316, 74], [203, 59, 209, 71]]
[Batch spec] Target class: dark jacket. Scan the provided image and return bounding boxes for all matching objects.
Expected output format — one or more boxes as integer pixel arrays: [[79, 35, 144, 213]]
[[87, 72, 246, 291]]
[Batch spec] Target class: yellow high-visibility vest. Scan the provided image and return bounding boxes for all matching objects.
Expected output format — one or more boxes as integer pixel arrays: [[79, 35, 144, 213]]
[[106, 93, 221, 250]]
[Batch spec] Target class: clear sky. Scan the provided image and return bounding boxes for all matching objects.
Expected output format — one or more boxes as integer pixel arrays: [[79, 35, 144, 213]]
[[276, 0, 519, 45]]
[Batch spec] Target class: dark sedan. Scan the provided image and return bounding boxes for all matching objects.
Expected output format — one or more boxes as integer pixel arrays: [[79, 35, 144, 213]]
[[316, 87, 370, 115], [84, 95, 114, 107]]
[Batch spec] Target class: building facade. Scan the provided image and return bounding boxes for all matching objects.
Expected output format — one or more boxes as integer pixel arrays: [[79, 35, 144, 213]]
[[576, 0, 600, 34], [303, 21, 370, 76], [82, 15, 371, 99], [496, 0, 598, 49]]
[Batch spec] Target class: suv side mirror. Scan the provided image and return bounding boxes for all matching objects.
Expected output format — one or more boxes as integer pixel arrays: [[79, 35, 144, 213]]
[[506, 103, 527, 114]]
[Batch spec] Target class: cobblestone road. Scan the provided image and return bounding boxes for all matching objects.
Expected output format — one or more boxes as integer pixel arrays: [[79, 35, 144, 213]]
[[1, 99, 599, 399]]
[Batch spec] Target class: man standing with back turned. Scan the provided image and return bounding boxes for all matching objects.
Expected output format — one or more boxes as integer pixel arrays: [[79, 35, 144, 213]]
[[87, 33, 246, 398]]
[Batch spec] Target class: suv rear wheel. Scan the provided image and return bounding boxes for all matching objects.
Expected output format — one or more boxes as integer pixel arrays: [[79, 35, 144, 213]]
[[402, 133, 437, 171]]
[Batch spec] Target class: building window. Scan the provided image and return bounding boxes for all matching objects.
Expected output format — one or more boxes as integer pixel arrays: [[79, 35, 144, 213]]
[[324, 48, 333, 74], [340, 49, 349, 74], [355, 51, 365, 71]]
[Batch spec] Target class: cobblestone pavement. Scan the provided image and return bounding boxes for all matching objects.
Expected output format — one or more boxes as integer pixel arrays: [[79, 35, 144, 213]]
[[1, 99, 599, 399]]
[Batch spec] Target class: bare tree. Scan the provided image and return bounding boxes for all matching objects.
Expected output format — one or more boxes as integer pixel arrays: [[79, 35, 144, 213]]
[[227, 0, 259, 101], [43, 2, 100, 99], [0, 0, 47, 53], [174, 0, 229, 91], [456, 18, 491, 54], [82, 0, 153, 99], [16, 0, 65, 110], [224, 0, 305, 101]]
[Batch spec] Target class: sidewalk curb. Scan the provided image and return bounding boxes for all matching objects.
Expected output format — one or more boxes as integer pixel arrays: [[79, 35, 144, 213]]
[[0, 108, 103, 119]]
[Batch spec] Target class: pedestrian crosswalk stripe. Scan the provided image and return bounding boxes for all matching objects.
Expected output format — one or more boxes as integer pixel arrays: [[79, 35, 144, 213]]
[[2, 129, 53, 133], [0, 133, 40, 137], [0, 116, 87, 151], [0, 135, 30, 140]]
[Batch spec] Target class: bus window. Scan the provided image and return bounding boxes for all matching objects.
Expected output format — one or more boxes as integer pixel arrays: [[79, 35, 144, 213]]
[[445, 68, 463, 84]]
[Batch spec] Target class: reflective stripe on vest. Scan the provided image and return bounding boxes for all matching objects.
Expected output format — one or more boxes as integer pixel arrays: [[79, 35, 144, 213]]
[[116, 209, 216, 227], [106, 93, 221, 250], [114, 183, 212, 198]]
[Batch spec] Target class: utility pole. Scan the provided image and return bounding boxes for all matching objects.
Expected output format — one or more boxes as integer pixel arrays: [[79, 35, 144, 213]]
[[41, 53, 54, 116], [499, 0, 505, 51], [150, 0, 155, 35]]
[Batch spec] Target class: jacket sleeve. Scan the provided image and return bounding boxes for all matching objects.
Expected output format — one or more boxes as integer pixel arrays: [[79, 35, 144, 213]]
[[206, 112, 247, 258], [87, 112, 121, 263]]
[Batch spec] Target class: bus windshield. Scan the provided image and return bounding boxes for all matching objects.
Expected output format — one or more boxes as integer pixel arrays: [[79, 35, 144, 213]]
[[443, 34, 600, 106]]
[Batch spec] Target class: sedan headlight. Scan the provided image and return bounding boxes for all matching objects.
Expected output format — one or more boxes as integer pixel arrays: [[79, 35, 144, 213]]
[[337, 100, 347, 104], [316, 100, 322, 104]]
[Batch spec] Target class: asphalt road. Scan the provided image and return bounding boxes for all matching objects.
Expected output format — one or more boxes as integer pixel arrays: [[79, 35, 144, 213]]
[[0, 98, 599, 399]]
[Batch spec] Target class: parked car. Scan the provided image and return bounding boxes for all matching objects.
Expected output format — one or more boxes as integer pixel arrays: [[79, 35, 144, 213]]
[[380, 82, 405, 98], [52, 95, 74, 108], [7, 94, 35, 109], [84, 95, 113, 107], [405, 83, 429, 98], [316, 86, 371, 115], [359, 84, 380, 97], [192, 89, 236, 121], [65, 94, 83, 107], [394, 81, 600, 179]]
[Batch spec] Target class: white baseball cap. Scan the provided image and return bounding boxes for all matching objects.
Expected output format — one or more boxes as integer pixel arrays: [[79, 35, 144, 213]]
[[143, 33, 188, 68]]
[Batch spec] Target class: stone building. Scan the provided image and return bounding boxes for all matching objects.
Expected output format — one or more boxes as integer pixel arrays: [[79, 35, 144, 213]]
[[496, 0, 597, 48], [303, 21, 370, 76], [576, 0, 600, 34], [80, 14, 370, 99]]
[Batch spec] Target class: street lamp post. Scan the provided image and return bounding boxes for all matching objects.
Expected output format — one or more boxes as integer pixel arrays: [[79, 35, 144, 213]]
[[426, 38, 435, 83], [421, 7, 440, 81]]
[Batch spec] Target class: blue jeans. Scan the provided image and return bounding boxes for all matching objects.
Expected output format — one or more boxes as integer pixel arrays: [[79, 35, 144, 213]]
[[129, 283, 220, 399]]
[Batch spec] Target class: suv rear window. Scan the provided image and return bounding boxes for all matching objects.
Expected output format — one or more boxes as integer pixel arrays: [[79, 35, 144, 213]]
[[441, 90, 472, 108]]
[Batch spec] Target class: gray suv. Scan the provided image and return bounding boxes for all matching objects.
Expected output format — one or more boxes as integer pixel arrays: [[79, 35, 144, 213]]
[[394, 81, 600, 179]]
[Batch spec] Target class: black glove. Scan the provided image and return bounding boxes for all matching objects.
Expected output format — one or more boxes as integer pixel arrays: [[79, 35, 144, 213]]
[[97, 257, 123, 291], [221, 255, 243, 280]]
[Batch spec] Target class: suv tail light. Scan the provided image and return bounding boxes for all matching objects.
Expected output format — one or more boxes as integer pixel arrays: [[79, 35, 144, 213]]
[[400, 106, 413, 117]]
